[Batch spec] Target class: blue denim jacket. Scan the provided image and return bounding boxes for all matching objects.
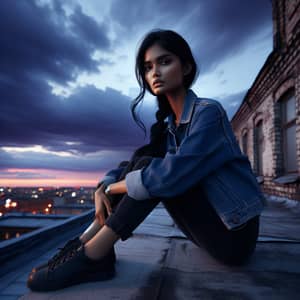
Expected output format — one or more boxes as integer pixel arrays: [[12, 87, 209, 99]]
[[100, 89, 265, 230]]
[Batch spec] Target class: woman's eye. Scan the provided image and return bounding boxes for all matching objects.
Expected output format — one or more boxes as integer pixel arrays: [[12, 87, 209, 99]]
[[161, 59, 171, 65], [144, 65, 152, 72]]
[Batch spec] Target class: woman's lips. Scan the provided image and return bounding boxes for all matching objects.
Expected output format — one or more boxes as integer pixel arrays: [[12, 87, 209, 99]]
[[153, 81, 164, 87]]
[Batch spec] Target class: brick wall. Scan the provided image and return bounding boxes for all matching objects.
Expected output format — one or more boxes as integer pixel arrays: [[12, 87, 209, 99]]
[[231, 0, 300, 201]]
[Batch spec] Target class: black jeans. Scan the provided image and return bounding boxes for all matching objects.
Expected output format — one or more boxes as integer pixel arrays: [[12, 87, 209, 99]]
[[105, 156, 259, 266]]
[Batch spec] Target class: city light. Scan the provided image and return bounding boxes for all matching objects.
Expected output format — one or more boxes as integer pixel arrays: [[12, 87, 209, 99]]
[[4, 199, 18, 208], [0, 187, 94, 217], [11, 202, 18, 208], [5, 199, 12, 208]]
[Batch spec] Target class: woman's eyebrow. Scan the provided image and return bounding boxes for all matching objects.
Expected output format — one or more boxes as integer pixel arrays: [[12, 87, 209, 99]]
[[144, 54, 172, 64]]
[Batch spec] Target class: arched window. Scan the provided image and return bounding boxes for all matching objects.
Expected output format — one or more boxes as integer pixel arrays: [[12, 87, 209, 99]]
[[280, 90, 297, 173]]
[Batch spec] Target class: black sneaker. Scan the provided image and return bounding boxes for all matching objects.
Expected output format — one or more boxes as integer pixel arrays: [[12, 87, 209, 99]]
[[32, 236, 83, 272], [27, 245, 116, 291], [32, 237, 117, 273]]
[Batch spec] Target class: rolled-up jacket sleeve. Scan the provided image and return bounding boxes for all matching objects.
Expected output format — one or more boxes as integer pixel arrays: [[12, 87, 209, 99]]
[[125, 103, 240, 200]]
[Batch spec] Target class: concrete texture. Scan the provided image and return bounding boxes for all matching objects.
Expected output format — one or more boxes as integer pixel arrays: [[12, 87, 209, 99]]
[[0, 201, 299, 300]]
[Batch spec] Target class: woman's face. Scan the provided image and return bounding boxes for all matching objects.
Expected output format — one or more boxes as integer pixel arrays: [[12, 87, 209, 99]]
[[144, 43, 186, 96]]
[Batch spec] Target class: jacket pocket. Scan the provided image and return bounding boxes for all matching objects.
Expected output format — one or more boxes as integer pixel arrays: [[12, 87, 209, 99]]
[[203, 173, 242, 216]]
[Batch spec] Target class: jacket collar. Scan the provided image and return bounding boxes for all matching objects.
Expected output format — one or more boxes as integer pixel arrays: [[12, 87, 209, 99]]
[[167, 89, 197, 130]]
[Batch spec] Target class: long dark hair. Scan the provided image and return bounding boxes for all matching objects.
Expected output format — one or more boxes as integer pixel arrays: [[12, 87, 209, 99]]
[[130, 29, 198, 158]]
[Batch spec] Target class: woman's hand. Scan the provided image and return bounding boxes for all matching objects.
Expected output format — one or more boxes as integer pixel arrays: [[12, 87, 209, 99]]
[[94, 184, 113, 226]]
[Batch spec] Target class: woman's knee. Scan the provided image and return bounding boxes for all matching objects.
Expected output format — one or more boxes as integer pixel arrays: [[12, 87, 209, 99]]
[[131, 156, 153, 170], [118, 160, 130, 168]]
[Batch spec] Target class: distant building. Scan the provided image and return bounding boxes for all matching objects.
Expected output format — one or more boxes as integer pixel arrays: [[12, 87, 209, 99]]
[[231, 0, 300, 201]]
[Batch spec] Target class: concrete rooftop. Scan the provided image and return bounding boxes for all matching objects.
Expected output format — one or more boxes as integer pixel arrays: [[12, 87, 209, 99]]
[[0, 199, 300, 300]]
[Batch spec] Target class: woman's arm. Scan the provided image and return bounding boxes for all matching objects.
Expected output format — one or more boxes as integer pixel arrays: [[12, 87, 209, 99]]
[[105, 179, 127, 195], [125, 102, 243, 200]]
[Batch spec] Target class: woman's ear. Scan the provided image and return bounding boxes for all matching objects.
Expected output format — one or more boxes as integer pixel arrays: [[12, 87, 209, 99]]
[[183, 63, 192, 76]]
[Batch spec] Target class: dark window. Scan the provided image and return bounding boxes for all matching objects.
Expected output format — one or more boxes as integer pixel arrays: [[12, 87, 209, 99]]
[[255, 120, 264, 176], [242, 132, 248, 156], [281, 91, 297, 173]]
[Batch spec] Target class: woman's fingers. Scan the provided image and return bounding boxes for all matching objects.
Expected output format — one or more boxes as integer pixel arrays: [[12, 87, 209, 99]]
[[94, 183, 113, 226], [95, 210, 104, 226], [103, 196, 112, 215], [94, 186, 105, 224]]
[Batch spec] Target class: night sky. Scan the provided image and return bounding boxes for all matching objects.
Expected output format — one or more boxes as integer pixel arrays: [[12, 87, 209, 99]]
[[0, 0, 273, 186]]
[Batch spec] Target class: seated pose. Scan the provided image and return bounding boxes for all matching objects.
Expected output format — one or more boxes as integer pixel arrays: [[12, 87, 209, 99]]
[[27, 29, 265, 291]]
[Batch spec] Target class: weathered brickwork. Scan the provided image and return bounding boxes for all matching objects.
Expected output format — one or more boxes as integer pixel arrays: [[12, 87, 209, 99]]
[[231, 0, 300, 201]]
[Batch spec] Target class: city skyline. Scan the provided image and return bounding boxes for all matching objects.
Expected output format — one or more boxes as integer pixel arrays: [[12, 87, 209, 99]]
[[0, 0, 273, 187]]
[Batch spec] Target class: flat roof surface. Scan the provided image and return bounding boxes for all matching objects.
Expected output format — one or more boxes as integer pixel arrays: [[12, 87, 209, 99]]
[[0, 200, 300, 300], [0, 216, 68, 228]]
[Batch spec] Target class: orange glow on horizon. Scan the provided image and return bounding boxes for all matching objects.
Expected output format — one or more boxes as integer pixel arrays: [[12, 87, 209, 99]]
[[0, 168, 106, 187]]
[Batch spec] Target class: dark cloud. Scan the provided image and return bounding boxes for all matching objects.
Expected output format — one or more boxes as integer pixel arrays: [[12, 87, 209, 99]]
[[110, 0, 272, 73], [0, 0, 155, 172], [69, 5, 110, 50], [0, 0, 110, 85], [191, 0, 272, 73], [0, 82, 153, 152], [0, 0, 151, 145], [0, 148, 132, 172]]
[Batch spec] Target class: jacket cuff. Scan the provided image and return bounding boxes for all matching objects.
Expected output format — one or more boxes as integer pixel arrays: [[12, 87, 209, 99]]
[[97, 175, 117, 189], [125, 169, 151, 200]]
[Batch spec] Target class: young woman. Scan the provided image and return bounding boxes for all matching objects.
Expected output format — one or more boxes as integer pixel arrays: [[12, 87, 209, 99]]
[[27, 29, 265, 291]]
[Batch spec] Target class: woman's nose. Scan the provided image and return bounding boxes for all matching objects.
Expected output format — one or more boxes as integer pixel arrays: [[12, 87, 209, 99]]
[[152, 64, 161, 76]]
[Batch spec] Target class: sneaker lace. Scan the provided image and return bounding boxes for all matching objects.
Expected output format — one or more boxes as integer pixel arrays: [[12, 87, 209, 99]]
[[47, 238, 79, 268], [48, 246, 80, 271]]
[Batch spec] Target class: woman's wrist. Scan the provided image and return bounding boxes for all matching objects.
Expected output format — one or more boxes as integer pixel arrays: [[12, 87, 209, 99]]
[[103, 180, 127, 195], [104, 185, 112, 195]]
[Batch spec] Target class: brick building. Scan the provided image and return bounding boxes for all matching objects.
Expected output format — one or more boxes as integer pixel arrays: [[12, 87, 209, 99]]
[[231, 0, 300, 201]]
